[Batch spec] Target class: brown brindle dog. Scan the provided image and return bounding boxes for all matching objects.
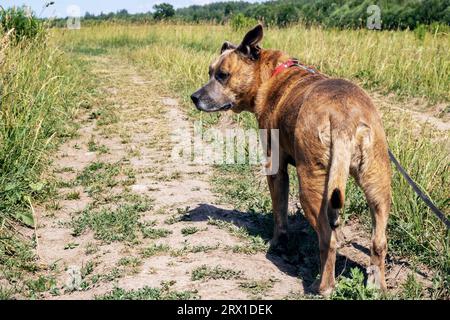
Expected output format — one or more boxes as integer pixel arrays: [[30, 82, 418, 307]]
[[191, 25, 392, 296]]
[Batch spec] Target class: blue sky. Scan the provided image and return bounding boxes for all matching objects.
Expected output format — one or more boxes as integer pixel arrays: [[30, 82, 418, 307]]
[[3, 0, 262, 18]]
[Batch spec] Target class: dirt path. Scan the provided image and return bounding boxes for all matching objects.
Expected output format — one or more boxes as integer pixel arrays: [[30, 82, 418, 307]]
[[34, 56, 430, 300], [371, 93, 450, 132]]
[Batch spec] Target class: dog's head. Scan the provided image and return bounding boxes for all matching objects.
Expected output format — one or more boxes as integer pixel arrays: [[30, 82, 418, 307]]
[[191, 24, 264, 113]]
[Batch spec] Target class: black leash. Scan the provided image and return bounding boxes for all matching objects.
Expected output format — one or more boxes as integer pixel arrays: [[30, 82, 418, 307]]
[[388, 149, 450, 229]]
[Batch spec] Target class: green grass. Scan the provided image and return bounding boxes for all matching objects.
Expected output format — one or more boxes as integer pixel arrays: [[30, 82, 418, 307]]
[[0, 30, 89, 227], [118, 257, 142, 267], [212, 164, 272, 213], [97, 284, 198, 300], [331, 268, 381, 300], [91, 107, 119, 127], [191, 265, 243, 281], [65, 191, 81, 200], [75, 161, 121, 196], [25, 275, 58, 299], [71, 200, 152, 243], [84, 242, 99, 255], [0, 27, 90, 294], [70, 24, 447, 103], [140, 243, 170, 258], [140, 225, 172, 239], [181, 226, 200, 236], [171, 243, 220, 257], [64, 242, 79, 250], [207, 218, 269, 254], [239, 279, 276, 298], [1, 22, 448, 300], [88, 139, 110, 154]]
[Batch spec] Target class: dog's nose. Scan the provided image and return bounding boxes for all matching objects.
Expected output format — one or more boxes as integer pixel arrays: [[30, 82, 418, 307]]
[[190, 92, 200, 106]]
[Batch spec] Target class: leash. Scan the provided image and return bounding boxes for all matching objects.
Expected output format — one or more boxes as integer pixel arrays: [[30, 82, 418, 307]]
[[273, 59, 449, 229], [388, 150, 450, 229]]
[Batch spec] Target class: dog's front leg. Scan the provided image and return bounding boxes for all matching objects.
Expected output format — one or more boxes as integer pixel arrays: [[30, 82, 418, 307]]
[[267, 159, 289, 253]]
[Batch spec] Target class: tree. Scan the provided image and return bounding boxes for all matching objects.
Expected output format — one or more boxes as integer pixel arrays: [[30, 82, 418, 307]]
[[153, 3, 175, 20]]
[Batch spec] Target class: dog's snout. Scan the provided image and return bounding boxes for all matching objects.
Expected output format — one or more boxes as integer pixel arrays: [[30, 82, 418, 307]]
[[191, 92, 200, 106]]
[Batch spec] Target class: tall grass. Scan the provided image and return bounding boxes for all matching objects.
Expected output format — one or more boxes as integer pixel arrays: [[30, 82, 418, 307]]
[[59, 24, 450, 103], [55, 23, 449, 296], [0, 32, 88, 226], [0, 28, 90, 289]]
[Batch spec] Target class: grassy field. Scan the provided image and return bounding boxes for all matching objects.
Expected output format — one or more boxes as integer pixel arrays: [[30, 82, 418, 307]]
[[0, 23, 449, 299], [61, 24, 450, 104], [0, 28, 92, 297], [59, 24, 449, 297]]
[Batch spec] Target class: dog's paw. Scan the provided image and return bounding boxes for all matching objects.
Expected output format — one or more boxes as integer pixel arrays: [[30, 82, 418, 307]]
[[269, 233, 289, 255], [309, 279, 334, 298], [366, 265, 387, 292]]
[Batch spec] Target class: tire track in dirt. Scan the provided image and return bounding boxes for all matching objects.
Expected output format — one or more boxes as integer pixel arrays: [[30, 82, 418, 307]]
[[34, 55, 432, 300]]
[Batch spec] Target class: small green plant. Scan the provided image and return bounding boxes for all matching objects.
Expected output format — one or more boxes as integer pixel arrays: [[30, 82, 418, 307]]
[[65, 191, 81, 200], [118, 257, 142, 269], [97, 284, 198, 300], [331, 268, 380, 300], [401, 273, 424, 299], [140, 224, 172, 239], [85, 242, 99, 255], [75, 161, 121, 195], [140, 244, 170, 258], [165, 215, 182, 225], [0, 286, 14, 300], [181, 226, 200, 236], [25, 275, 57, 297], [88, 139, 109, 154], [208, 218, 269, 254], [71, 201, 151, 243], [81, 261, 95, 278], [64, 242, 79, 250], [414, 24, 427, 41], [191, 265, 243, 281], [0, 6, 44, 43], [239, 279, 276, 298]]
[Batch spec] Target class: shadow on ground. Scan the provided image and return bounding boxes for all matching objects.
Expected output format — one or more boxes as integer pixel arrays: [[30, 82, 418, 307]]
[[187, 203, 366, 293]]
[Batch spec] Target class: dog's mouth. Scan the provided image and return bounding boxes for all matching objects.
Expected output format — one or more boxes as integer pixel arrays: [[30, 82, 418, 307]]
[[219, 102, 234, 111], [197, 102, 234, 113]]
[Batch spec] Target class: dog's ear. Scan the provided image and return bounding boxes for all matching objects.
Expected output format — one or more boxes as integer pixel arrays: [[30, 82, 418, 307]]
[[237, 24, 263, 60], [221, 41, 237, 54]]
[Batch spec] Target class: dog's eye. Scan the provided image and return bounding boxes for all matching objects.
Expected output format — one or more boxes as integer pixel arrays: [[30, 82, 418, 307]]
[[215, 71, 230, 83]]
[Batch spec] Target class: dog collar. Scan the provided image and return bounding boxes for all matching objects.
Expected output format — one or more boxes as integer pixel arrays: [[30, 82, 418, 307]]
[[272, 59, 316, 78]]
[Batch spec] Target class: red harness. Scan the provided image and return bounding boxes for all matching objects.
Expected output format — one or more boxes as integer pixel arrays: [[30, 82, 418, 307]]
[[271, 59, 316, 78]]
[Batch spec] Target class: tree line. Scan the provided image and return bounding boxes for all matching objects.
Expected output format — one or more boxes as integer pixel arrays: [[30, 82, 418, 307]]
[[54, 0, 450, 30]]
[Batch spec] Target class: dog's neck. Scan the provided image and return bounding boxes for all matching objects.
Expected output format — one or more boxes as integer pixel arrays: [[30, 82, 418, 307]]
[[257, 49, 292, 84], [238, 50, 290, 113], [251, 49, 322, 126]]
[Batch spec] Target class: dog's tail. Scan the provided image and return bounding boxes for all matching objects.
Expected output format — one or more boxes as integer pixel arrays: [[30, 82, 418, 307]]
[[327, 131, 352, 229]]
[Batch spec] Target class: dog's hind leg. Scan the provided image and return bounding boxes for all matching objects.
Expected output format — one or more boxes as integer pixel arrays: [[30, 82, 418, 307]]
[[298, 167, 337, 297], [355, 145, 392, 291], [267, 155, 290, 253]]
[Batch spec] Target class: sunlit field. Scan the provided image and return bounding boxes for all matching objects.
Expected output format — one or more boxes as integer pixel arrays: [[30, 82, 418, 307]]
[[1, 22, 449, 299], [59, 24, 450, 103], [56, 23, 450, 297]]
